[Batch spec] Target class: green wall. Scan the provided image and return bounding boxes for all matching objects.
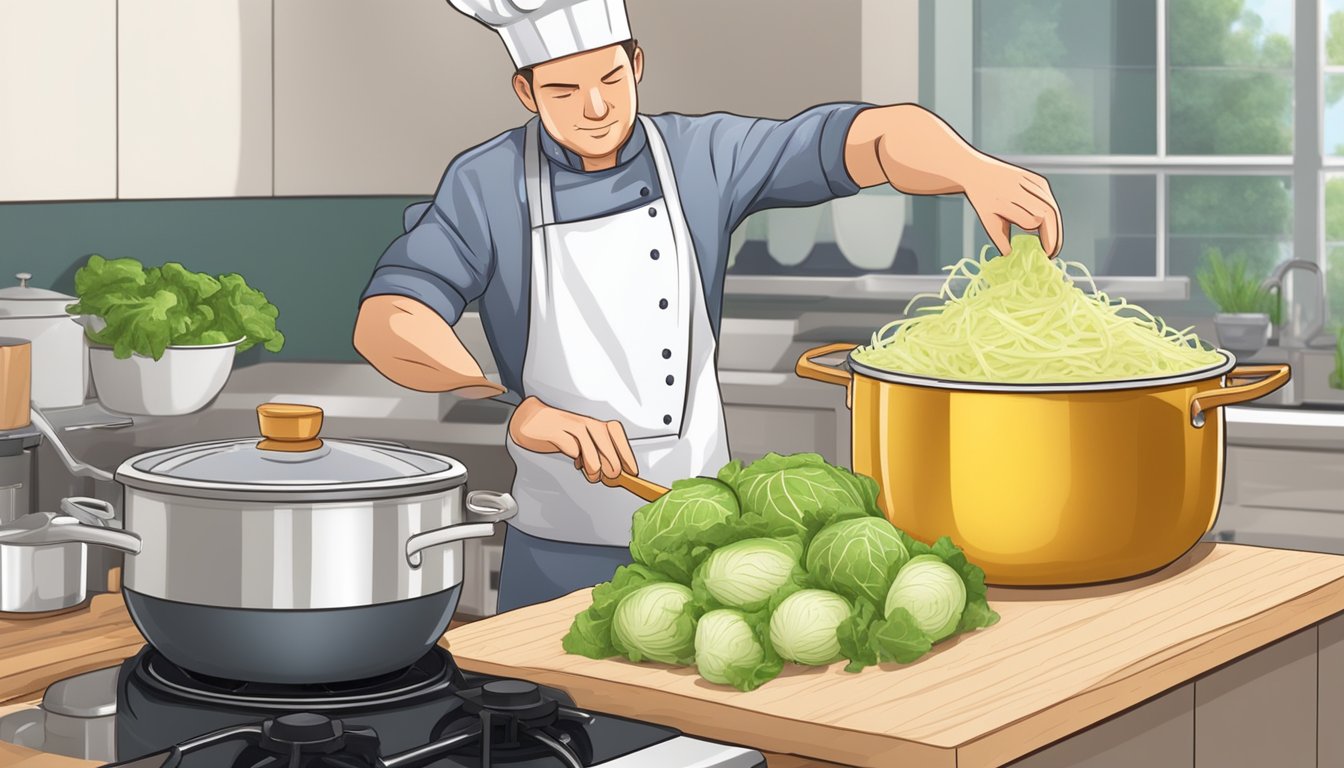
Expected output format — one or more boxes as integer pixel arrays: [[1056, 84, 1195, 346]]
[[0, 197, 422, 364]]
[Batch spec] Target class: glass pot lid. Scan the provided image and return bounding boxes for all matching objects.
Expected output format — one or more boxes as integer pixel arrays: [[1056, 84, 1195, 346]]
[[115, 404, 467, 502]]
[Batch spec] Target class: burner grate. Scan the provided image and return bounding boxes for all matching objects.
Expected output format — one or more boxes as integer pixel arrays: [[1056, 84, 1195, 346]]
[[138, 647, 463, 711]]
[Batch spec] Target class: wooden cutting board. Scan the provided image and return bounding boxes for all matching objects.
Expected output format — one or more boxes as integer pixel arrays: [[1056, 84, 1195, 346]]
[[443, 543, 1344, 768]]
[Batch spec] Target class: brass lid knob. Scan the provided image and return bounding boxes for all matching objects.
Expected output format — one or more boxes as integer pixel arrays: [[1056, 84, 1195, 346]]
[[257, 403, 324, 452]]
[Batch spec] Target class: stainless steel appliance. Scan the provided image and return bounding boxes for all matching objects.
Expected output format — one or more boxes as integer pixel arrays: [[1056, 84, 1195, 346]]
[[0, 647, 766, 768], [0, 426, 41, 524]]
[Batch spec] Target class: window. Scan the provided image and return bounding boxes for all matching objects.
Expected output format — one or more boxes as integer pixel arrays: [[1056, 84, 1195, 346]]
[[728, 0, 1338, 334]]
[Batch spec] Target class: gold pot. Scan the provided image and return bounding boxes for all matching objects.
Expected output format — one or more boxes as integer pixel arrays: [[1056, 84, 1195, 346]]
[[796, 343, 1290, 586]]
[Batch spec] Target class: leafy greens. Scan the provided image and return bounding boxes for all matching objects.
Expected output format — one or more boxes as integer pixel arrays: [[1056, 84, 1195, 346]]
[[561, 452, 1000, 691], [66, 255, 285, 361]]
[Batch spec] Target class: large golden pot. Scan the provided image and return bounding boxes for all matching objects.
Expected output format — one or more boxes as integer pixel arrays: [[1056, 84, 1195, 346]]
[[796, 343, 1290, 586]]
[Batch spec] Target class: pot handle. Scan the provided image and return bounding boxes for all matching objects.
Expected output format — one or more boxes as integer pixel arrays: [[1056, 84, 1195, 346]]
[[466, 489, 519, 522], [405, 491, 517, 568], [1189, 364, 1291, 428], [795, 343, 857, 408], [31, 512, 142, 555]]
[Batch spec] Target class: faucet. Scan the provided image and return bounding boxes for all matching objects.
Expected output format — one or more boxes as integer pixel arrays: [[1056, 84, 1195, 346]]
[[1260, 259, 1332, 349]]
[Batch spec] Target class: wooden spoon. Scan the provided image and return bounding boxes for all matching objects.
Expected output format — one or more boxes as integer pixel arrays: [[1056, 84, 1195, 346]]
[[600, 472, 669, 503]]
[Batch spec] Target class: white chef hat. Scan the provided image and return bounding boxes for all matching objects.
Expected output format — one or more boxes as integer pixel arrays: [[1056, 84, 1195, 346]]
[[448, 0, 633, 69]]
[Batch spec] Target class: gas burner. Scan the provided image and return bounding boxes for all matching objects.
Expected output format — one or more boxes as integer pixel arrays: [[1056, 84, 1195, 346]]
[[431, 679, 596, 768], [137, 648, 463, 711]]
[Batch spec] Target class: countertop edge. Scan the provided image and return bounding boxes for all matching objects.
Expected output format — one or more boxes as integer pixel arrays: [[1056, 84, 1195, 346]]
[[957, 569, 1344, 767]]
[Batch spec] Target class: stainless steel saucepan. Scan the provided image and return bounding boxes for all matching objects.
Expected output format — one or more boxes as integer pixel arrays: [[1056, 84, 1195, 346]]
[[29, 403, 515, 684]]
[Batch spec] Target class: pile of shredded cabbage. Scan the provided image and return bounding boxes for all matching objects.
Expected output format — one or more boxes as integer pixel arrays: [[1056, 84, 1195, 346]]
[[852, 234, 1224, 383]]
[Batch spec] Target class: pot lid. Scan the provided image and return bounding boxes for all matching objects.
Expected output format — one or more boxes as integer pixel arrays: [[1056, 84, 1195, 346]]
[[0, 273, 77, 318], [115, 404, 467, 502]]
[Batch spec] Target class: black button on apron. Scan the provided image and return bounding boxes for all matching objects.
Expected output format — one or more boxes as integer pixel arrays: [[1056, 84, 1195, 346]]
[[666, 375, 675, 386], [663, 414, 672, 425], [648, 207, 657, 217], [659, 298, 668, 309], [640, 186, 650, 197], [662, 348, 671, 359], [650, 249, 660, 260]]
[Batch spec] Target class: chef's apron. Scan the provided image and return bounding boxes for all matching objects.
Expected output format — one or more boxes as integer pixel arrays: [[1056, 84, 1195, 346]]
[[497, 115, 729, 611]]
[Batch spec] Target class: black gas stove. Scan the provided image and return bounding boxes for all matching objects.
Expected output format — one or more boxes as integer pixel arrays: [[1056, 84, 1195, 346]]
[[105, 646, 764, 768]]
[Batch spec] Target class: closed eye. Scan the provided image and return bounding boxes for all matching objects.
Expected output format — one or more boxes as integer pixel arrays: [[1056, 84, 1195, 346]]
[[601, 65, 624, 85]]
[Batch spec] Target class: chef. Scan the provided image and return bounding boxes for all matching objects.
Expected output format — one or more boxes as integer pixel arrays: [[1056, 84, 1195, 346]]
[[354, 0, 1063, 613]]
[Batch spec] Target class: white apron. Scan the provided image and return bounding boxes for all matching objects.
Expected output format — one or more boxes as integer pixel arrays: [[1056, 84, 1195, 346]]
[[506, 115, 729, 547]]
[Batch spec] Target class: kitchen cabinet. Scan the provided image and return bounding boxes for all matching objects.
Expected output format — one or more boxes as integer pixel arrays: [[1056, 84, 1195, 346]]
[[0, 0, 116, 202], [117, 0, 273, 199], [273, 0, 866, 197], [273, 0, 522, 197]]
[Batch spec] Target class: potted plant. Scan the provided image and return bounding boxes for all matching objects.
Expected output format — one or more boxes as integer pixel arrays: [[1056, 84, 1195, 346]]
[[65, 255, 285, 416], [1196, 247, 1280, 358]]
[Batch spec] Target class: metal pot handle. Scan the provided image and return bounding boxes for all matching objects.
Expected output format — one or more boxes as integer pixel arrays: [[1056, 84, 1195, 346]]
[[29, 406, 116, 483], [1189, 364, 1292, 428], [61, 496, 116, 524], [465, 489, 519, 521], [795, 343, 857, 408], [404, 491, 517, 568]]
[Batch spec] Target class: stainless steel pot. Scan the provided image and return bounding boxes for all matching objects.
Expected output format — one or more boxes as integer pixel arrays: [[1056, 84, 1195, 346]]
[[0, 272, 89, 409], [31, 403, 515, 684], [0, 498, 140, 613]]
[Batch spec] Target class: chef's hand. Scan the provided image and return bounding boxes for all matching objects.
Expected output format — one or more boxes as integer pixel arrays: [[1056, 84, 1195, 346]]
[[509, 397, 638, 483], [962, 155, 1063, 259]]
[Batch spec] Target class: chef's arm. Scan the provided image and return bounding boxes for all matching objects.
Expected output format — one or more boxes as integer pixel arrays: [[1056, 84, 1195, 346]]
[[353, 295, 506, 399], [842, 104, 1063, 258]]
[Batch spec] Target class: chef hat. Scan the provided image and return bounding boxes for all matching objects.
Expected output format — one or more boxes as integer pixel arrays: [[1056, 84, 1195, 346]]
[[448, 0, 633, 69]]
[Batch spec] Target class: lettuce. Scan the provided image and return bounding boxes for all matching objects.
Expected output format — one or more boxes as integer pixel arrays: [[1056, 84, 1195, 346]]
[[66, 255, 285, 360]]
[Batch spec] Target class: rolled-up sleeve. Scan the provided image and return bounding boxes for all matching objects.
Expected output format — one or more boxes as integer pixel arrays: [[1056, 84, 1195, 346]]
[[361, 162, 495, 326], [699, 102, 873, 230]]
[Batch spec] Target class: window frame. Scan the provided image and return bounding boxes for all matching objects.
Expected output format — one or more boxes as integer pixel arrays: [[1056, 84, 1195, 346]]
[[726, 0, 1327, 304]]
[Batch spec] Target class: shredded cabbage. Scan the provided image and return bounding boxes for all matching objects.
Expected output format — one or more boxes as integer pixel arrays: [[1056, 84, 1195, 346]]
[[851, 234, 1224, 383]]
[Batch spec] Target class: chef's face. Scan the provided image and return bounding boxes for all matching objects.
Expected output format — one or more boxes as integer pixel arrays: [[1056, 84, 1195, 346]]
[[513, 43, 643, 162]]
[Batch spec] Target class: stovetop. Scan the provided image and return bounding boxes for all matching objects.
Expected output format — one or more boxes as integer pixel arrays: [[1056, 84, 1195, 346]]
[[54, 646, 765, 768]]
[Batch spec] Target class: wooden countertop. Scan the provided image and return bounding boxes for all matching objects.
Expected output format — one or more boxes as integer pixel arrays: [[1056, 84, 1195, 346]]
[[443, 543, 1344, 768]]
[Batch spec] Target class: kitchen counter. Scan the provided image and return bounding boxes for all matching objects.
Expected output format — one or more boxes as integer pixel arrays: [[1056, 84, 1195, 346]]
[[444, 543, 1344, 768], [3, 544, 1344, 767]]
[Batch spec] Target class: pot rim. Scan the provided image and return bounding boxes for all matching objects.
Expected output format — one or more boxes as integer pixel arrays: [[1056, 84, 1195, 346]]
[[114, 437, 469, 503], [88, 337, 246, 353], [846, 350, 1238, 393]]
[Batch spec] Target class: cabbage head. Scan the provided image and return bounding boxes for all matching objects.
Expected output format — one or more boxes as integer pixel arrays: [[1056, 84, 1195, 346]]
[[768, 589, 852, 666], [694, 609, 781, 690], [884, 557, 967, 642], [611, 582, 695, 665], [806, 517, 909, 606], [695, 537, 802, 611], [629, 477, 740, 583], [720, 454, 879, 538]]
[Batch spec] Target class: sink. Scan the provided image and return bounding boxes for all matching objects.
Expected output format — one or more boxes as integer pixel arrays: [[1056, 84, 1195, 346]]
[[1233, 346, 1343, 407]]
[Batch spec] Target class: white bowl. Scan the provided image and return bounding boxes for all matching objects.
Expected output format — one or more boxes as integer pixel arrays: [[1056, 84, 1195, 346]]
[[89, 339, 242, 416]]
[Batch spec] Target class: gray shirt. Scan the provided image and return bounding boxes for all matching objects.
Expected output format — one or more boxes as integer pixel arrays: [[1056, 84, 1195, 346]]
[[360, 103, 873, 403]]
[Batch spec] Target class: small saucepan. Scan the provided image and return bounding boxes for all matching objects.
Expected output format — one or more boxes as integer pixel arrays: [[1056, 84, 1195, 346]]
[[0, 498, 140, 614]]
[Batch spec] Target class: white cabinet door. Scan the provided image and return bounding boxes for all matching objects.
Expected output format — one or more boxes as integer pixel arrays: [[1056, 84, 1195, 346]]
[[0, 0, 116, 201], [274, 0, 525, 197], [118, 0, 273, 199]]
